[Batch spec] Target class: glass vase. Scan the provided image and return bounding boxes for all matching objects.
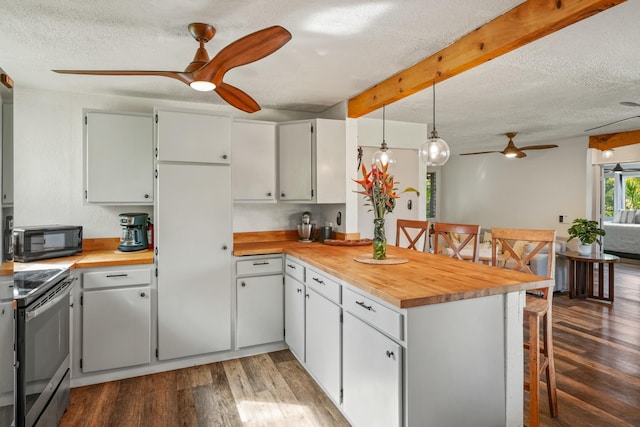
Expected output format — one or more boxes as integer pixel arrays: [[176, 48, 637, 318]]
[[373, 218, 387, 260]]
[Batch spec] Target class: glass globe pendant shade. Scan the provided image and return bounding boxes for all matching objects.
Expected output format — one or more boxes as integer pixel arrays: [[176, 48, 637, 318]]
[[372, 142, 397, 171], [419, 136, 450, 166]]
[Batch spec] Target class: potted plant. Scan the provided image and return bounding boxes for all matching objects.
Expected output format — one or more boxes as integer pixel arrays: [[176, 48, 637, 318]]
[[567, 218, 606, 255]]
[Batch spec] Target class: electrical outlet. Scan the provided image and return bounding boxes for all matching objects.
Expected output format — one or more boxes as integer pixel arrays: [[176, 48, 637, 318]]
[[559, 215, 568, 223]]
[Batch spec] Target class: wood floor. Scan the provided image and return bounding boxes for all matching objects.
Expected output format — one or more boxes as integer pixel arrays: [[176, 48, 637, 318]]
[[59, 261, 640, 427]]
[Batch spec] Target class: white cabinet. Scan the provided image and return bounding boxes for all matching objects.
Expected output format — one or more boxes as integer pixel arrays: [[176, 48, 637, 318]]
[[232, 120, 276, 201], [284, 271, 306, 361], [235, 256, 283, 348], [2, 105, 13, 205], [305, 287, 341, 404], [156, 109, 231, 164], [343, 312, 402, 427], [81, 267, 152, 373], [278, 119, 346, 203], [0, 301, 12, 396], [156, 108, 232, 361], [84, 111, 153, 204]]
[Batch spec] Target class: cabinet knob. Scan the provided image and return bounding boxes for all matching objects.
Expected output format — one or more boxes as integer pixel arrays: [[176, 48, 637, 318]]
[[140, 292, 146, 298], [222, 154, 228, 160], [241, 282, 246, 287], [144, 194, 150, 199], [222, 245, 228, 250], [305, 293, 310, 299], [296, 288, 302, 293], [281, 193, 286, 198], [386, 350, 395, 359], [267, 192, 272, 197]]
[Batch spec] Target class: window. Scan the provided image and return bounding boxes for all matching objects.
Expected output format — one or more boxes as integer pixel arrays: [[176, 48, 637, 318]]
[[426, 171, 436, 219], [603, 166, 640, 220]]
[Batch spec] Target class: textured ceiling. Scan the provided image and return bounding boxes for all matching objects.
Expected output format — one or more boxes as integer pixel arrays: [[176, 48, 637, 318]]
[[1, 0, 639, 153]]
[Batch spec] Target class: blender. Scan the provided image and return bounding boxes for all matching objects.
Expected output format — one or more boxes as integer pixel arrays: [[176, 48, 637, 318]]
[[118, 213, 149, 251], [297, 211, 315, 242]]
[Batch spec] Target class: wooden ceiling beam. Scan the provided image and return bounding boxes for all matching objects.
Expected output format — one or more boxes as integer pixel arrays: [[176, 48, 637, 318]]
[[589, 129, 640, 150], [347, 0, 626, 118]]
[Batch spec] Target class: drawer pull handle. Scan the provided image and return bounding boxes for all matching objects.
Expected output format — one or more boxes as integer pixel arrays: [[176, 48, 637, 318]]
[[313, 277, 324, 285], [356, 300, 373, 311], [241, 282, 246, 287], [106, 274, 128, 278], [297, 288, 302, 293], [287, 264, 296, 269], [386, 350, 395, 359], [253, 261, 269, 266]]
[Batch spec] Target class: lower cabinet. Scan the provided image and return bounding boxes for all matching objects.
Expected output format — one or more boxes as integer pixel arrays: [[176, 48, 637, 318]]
[[284, 274, 305, 361], [343, 312, 402, 427], [305, 287, 341, 404], [81, 267, 152, 373], [237, 274, 284, 348], [0, 301, 13, 397]]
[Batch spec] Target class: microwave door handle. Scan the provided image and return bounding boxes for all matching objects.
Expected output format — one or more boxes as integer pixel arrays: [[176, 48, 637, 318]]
[[25, 279, 73, 322]]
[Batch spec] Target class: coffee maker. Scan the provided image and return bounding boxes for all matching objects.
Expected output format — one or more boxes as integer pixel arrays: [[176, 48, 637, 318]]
[[118, 213, 148, 252]]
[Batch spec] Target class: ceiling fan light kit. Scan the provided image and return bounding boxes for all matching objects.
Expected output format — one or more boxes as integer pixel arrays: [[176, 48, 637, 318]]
[[53, 23, 292, 113], [602, 148, 614, 159], [372, 104, 397, 171], [459, 132, 557, 158], [419, 82, 450, 166]]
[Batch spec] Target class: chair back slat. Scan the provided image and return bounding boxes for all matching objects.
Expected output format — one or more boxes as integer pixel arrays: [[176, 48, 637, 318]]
[[395, 219, 430, 252]]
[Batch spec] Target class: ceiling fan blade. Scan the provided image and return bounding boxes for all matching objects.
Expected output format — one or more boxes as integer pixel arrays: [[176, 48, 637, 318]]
[[53, 69, 194, 85], [515, 151, 527, 158], [459, 150, 502, 156], [215, 82, 260, 113], [518, 144, 558, 151], [584, 115, 640, 132], [195, 25, 292, 83]]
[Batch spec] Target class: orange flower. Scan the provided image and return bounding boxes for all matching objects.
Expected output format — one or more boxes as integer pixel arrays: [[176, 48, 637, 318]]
[[353, 163, 409, 219]]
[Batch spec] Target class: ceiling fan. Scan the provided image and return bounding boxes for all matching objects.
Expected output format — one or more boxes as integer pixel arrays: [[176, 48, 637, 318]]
[[604, 163, 640, 173], [584, 101, 640, 132], [53, 23, 292, 113], [459, 132, 558, 158]]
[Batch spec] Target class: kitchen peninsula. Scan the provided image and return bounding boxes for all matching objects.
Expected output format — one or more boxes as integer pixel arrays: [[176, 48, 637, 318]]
[[235, 240, 551, 427]]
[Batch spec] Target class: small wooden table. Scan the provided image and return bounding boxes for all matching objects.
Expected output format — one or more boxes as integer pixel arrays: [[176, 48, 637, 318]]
[[559, 251, 620, 303]]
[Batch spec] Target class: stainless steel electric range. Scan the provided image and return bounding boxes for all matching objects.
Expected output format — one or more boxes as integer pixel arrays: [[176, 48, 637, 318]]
[[14, 267, 74, 427]]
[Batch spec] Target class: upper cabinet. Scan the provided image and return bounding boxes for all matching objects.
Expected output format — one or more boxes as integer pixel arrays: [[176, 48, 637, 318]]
[[2, 105, 13, 206], [84, 111, 153, 204], [156, 109, 230, 164], [278, 119, 346, 203], [232, 120, 276, 202]]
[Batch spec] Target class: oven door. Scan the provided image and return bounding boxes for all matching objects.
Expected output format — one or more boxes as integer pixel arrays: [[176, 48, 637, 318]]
[[15, 277, 72, 427]]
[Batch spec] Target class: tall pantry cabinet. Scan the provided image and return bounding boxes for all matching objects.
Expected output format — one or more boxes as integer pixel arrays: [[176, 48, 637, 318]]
[[155, 109, 232, 360]]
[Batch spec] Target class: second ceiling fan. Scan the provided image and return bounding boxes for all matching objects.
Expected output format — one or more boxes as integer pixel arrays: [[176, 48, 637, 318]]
[[53, 23, 292, 113], [460, 132, 558, 158]]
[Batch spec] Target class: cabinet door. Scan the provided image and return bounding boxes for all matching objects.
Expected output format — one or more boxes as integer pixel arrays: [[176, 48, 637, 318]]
[[232, 121, 276, 201], [284, 275, 305, 361], [85, 112, 153, 203], [82, 286, 151, 373], [306, 287, 341, 404], [0, 301, 12, 395], [156, 162, 232, 360], [315, 119, 346, 204], [343, 312, 402, 427], [156, 109, 230, 164], [278, 122, 312, 201], [237, 274, 283, 348], [2, 105, 13, 205]]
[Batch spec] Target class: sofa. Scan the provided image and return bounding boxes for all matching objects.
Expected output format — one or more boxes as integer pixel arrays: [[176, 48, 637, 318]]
[[603, 209, 640, 258]]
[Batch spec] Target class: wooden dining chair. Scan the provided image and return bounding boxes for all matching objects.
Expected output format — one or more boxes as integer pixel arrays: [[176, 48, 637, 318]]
[[432, 223, 481, 262], [395, 219, 430, 252], [491, 227, 558, 427]]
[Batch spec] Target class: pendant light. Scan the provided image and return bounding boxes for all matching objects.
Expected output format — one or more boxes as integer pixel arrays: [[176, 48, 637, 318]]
[[419, 82, 450, 166], [372, 104, 397, 171]]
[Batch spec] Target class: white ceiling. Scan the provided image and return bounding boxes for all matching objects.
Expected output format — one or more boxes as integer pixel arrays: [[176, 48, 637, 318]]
[[1, 0, 640, 153]]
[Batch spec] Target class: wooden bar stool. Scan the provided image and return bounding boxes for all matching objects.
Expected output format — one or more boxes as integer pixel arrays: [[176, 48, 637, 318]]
[[432, 223, 481, 262], [491, 228, 558, 427], [395, 219, 430, 252]]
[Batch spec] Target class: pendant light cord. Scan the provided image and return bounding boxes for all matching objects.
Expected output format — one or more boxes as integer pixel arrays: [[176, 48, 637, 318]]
[[431, 81, 438, 138], [382, 104, 386, 145]]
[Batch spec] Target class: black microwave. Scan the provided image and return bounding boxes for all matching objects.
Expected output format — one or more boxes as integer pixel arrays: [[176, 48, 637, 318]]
[[12, 225, 83, 262]]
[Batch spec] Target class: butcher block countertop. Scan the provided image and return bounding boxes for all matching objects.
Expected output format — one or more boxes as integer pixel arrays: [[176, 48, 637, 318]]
[[235, 240, 552, 309]]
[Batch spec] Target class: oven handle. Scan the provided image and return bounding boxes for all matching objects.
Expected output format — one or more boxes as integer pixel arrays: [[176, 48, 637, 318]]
[[26, 277, 74, 322]]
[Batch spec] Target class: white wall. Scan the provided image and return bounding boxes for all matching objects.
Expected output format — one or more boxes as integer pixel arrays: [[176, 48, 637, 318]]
[[13, 87, 314, 237], [441, 136, 589, 238]]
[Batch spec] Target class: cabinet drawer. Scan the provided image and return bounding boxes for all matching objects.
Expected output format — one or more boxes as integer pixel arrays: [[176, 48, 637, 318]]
[[343, 288, 403, 341], [284, 257, 305, 283], [236, 257, 282, 276], [305, 267, 340, 304], [83, 268, 151, 289]]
